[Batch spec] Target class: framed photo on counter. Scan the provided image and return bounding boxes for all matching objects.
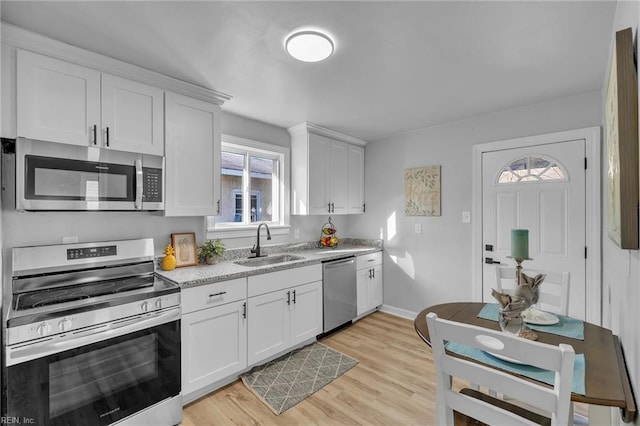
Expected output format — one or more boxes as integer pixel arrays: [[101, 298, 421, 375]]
[[171, 232, 198, 267]]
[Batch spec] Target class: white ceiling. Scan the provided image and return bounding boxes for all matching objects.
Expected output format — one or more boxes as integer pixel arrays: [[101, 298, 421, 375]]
[[1, 1, 616, 142]]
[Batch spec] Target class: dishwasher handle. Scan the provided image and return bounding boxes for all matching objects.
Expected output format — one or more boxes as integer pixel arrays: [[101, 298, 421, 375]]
[[323, 257, 356, 269]]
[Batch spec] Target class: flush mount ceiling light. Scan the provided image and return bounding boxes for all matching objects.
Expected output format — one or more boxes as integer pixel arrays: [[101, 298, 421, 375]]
[[285, 30, 334, 62]]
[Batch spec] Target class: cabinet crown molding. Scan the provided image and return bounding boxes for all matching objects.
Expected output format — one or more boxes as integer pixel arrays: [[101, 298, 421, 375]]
[[1, 22, 231, 106], [287, 122, 367, 146]]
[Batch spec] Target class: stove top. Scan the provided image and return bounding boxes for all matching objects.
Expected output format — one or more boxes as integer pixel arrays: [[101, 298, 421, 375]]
[[7, 238, 181, 346], [14, 275, 155, 311]]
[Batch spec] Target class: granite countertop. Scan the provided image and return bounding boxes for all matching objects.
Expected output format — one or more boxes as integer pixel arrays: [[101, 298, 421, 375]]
[[156, 239, 382, 288]]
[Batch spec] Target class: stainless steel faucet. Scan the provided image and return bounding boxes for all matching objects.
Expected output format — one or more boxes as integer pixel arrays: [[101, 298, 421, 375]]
[[250, 223, 272, 258]]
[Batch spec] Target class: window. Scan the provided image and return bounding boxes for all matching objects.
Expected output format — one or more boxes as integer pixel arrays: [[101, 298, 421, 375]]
[[497, 155, 568, 184], [207, 135, 289, 237]]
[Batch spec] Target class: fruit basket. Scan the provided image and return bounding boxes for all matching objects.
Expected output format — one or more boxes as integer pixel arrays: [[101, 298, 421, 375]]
[[319, 217, 339, 248]]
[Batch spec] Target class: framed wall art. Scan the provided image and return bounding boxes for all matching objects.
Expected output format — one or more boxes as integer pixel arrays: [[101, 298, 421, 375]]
[[171, 232, 198, 267], [405, 165, 441, 216], [605, 27, 639, 249]]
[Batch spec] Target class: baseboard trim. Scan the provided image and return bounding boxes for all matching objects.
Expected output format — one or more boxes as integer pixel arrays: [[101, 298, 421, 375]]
[[379, 304, 418, 320]]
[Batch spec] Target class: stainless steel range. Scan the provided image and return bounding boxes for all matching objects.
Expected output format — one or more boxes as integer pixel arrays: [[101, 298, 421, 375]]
[[3, 238, 182, 426]]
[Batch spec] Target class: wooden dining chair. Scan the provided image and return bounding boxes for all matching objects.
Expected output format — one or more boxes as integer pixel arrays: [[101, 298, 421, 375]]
[[494, 266, 570, 315], [426, 312, 575, 426]]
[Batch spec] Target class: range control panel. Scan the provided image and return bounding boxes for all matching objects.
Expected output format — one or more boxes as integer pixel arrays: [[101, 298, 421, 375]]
[[67, 245, 117, 260]]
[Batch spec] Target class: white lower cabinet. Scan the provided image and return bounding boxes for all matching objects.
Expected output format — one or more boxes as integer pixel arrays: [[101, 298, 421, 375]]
[[181, 278, 247, 402], [289, 281, 323, 345], [247, 281, 323, 366], [246, 290, 289, 366], [247, 265, 323, 366], [356, 252, 383, 316]]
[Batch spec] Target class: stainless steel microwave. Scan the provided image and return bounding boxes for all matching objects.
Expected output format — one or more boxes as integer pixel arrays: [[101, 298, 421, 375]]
[[15, 138, 164, 211]]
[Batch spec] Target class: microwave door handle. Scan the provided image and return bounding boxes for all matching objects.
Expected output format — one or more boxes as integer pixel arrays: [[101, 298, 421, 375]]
[[135, 159, 143, 210]]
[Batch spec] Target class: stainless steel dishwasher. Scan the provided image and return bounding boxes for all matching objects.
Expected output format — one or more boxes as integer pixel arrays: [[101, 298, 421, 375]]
[[322, 256, 357, 333]]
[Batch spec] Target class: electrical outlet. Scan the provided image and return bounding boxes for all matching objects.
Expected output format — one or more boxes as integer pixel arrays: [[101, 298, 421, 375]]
[[462, 211, 471, 223], [294, 228, 300, 239], [414, 224, 422, 234], [62, 236, 78, 244]]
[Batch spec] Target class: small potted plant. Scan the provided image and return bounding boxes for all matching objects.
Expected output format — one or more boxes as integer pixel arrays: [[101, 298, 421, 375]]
[[198, 239, 226, 265]]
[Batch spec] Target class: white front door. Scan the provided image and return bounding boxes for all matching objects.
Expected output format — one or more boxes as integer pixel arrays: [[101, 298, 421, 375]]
[[482, 139, 587, 320]]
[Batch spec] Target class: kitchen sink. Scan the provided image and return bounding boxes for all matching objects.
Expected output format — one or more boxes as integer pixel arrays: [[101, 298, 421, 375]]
[[235, 254, 304, 267]]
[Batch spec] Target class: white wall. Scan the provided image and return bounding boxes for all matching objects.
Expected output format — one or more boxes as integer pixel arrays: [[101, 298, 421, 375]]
[[347, 91, 602, 316], [601, 2, 640, 425]]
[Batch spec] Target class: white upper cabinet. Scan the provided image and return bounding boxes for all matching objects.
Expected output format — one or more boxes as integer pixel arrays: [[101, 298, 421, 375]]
[[289, 122, 366, 215], [17, 49, 164, 155], [347, 144, 365, 214], [100, 74, 164, 155], [17, 49, 100, 147], [306, 133, 331, 214], [164, 92, 221, 217]]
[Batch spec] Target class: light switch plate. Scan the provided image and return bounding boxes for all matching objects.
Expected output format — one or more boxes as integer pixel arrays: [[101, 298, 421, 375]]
[[414, 224, 422, 233], [462, 211, 471, 223]]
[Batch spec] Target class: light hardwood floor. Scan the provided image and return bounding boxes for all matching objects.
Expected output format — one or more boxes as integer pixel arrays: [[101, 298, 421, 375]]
[[182, 311, 588, 425], [182, 311, 436, 425]]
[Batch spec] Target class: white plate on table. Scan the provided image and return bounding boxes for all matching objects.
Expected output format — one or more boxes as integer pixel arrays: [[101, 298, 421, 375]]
[[522, 308, 560, 325], [475, 335, 528, 365]]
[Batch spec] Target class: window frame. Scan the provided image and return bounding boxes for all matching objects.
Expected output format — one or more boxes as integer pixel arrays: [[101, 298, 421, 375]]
[[206, 134, 290, 239]]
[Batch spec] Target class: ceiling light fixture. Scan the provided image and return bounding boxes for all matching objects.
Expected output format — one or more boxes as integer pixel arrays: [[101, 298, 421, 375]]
[[285, 30, 334, 62]]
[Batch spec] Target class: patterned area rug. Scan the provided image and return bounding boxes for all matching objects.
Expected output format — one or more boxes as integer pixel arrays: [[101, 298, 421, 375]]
[[240, 342, 358, 415]]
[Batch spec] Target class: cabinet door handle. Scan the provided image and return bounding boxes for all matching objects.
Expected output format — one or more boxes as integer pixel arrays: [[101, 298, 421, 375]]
[[105, 127, 110, 147], [216, 199, 221, 215], [292, 289, 296, 304], [327, 203, 332, 213], [331, 202, 335, 213], [369, 269, 373, 279], [242, 302, 247, 319], [208, 291, 227, 298], [91, 124, 97, 145], [286, 290, 291, 305], [363, 203, 366, 213], [372, 268, 375, 279]]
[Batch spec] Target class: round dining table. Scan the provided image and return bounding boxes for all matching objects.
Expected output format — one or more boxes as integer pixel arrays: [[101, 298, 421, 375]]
[[414, 302, 636, 423]]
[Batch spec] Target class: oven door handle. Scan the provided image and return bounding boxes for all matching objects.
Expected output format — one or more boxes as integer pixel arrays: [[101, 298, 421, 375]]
[[6, 307, 180, 367]]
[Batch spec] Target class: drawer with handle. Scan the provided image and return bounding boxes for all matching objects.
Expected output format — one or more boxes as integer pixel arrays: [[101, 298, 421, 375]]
[[181, 278, 247, 315], [357, 251, 382, 270]]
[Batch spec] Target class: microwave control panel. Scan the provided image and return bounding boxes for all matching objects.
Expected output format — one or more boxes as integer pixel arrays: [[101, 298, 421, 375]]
[[143, 168, 163, 202]]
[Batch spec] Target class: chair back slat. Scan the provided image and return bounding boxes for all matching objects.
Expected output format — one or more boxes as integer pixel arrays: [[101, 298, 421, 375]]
[[427, 312, 575, 426], [494, 266, 570, 315]]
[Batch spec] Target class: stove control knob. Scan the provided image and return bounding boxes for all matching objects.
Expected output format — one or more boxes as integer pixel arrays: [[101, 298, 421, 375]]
[[58, 319, 72, 332], [36, 322, 51, 337], [155, 298, 163, 309], [140, 301, 149, 313]]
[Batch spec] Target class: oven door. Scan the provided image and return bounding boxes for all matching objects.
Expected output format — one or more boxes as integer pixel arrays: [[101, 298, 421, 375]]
[[4, 320, 180, 426]]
